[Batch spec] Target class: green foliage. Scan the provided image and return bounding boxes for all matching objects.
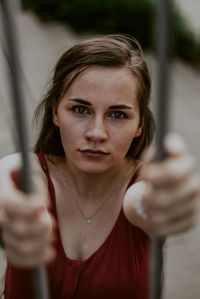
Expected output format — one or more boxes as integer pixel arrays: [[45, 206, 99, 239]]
[[172, 10, 199, 65], [21, 0, 200, 67]]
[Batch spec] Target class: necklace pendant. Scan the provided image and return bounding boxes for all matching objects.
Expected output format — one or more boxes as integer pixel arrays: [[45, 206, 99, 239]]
[[86, 218, 91, 224]]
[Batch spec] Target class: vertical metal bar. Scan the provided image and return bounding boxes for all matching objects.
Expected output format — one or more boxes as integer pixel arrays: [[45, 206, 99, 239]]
[[149, 0, 172, 299], [1, 0, 32, 192], [1, 0, 49, 298]]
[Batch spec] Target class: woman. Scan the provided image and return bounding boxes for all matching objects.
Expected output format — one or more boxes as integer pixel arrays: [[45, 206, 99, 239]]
[[0, 34, 199, 299]]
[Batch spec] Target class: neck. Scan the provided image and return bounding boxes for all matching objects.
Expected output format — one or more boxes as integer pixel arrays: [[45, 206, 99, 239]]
[[60, 157, 135, 200], [47, 155, 137, 224]]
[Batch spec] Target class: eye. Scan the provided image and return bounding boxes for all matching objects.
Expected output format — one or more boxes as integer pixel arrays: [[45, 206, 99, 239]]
[[72, 105, 90, 114], [108, 111, 127, 119]]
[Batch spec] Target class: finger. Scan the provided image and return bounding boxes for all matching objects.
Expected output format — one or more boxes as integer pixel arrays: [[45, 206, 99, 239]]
[[2, 219, 55, 263], [145, 174, 200, 211], [141, 153, 196, 188], [156, 210, 197, 237], [6, 244, 55, 267], [3, 230, 48, 254], [2, 196, 48, 221], [164, 132, 188, 157], [2, 211, 55, 243], [148, 205, 197, 237], [141, 133, 187, 164], [149, 195, 196, 225]]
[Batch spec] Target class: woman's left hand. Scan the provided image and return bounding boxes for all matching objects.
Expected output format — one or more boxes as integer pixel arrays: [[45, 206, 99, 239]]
[[140, 133, 200, 237]]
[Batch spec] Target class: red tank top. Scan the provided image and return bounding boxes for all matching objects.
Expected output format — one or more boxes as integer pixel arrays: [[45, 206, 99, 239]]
[[4, 154, 150, 299]]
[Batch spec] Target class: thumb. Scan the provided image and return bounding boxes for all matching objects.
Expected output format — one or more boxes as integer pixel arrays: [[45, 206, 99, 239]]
[[164, 133, 188, 157]]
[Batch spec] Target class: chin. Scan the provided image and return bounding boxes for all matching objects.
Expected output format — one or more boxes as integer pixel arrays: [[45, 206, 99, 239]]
[[80, 167, 108, 174], [77, 162, 111, 174]]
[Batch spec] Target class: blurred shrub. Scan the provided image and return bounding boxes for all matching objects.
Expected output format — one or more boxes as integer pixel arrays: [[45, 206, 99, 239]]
[[21, 0, 200, 66], [172, 9, 199, 65]]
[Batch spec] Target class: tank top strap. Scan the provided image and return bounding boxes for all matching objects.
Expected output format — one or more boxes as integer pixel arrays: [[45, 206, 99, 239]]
[[36, 153, 49, 173]]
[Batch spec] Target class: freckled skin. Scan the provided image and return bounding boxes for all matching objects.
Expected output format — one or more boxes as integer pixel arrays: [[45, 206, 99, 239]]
[[53, 66, 142, 174]]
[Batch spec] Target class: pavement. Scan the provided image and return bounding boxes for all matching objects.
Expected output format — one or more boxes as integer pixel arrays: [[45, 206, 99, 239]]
[[0, 3, 200, 299]]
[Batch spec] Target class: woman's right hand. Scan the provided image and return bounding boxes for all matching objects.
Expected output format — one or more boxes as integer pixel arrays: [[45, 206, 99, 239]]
[[0, 154, 55, 267]]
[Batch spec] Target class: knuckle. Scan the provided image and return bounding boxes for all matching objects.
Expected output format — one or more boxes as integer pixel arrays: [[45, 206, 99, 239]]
[[17, 241, 33, 255], [154, 193, 169, 210], [20, 241, 44, 256], [158, 199, 169, 210], [14, 222, 27, 237]]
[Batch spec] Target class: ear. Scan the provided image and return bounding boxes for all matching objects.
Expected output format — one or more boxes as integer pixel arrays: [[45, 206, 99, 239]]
[[135, 118, 144, 137], [135, 127, 142, 137], [52, 106, 59, 127]]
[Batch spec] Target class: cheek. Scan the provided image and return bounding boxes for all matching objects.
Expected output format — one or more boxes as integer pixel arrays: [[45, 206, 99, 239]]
[[59, 120, 84, 151], [113, 129, 137, 156], [59, 122, 75, 144]]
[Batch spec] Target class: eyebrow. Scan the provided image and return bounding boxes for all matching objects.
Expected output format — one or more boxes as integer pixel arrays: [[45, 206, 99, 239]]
[[69, 98, 92, 106], [68, 98, 134, 110], [109, 105, 133, 110]]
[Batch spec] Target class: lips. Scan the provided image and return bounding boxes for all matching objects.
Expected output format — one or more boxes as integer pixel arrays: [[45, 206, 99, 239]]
[[78, 149, 109, 156]]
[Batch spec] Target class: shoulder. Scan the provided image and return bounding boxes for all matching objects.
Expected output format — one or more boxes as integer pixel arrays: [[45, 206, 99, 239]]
[[0, 152, 42, 172], [0, 152, 48, 187], [0, 152, 22, 167]]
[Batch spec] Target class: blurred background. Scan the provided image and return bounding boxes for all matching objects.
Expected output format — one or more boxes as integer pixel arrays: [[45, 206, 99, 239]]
[[0, 0, 200, 298]]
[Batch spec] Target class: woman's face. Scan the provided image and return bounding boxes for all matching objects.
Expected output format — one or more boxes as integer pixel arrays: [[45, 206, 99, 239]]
[[53, 66, 142, 173]]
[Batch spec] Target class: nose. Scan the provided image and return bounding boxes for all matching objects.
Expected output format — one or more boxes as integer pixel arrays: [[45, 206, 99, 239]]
[[85, 116, 108, 143]]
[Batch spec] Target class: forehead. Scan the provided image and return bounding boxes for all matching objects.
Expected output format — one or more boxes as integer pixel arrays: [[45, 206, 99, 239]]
[[62, 66, 139, 107]]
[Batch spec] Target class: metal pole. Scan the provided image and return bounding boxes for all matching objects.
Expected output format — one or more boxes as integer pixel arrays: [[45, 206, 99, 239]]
[[1, 0, 49, 298], [150, 0, 172, 298]]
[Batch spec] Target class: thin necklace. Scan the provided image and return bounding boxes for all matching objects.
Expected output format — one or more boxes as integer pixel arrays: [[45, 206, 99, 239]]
[[70, 179, 126, 224], [60, 167, 133, 224]]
